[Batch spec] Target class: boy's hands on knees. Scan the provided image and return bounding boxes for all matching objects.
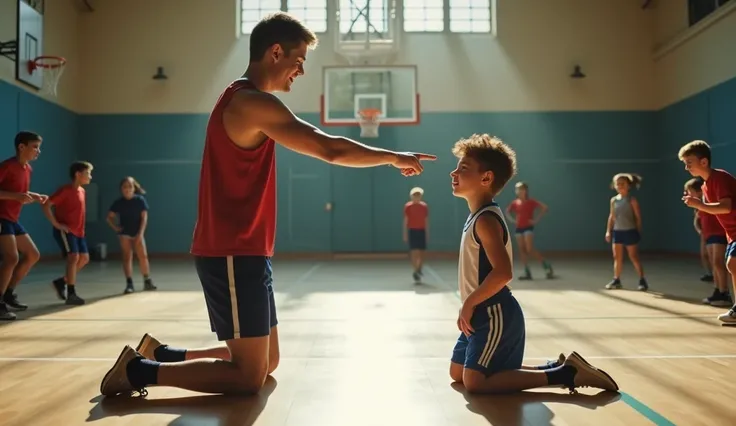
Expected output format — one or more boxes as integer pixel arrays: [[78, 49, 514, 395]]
[[457, 301, 475, 336]]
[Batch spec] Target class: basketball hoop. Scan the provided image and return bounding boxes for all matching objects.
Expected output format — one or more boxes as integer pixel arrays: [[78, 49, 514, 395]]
[[358, 108, 381, 138], [27, 56, 66, 97]]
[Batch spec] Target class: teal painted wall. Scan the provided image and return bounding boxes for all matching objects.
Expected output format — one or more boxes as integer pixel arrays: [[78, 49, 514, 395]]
[[78, 111, 659, 254], [0, 80, 79, 255], [7, 74, 736, 257]]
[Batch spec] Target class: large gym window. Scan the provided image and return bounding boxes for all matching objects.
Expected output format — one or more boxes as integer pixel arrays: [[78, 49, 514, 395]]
[[241, 0, 282, 35], [449, 0, 492, 33], [403, 0, 444, 32], [339, 0, 388, 36], [287, 0, 328, 33], [688, 0, 732, 26]]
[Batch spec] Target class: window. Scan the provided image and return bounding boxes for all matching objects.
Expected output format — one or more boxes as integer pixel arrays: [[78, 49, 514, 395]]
[[241, 0, 282, 35], [449, 0, 492, 33], [287, 0, 328, 33], [688, 0, 732, 26], [339, 0, 387, 36], [404, 0, 444, 32]]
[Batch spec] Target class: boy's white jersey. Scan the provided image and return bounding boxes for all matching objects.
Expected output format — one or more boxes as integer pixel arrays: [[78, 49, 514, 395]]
[[458, 202, 513, 302]]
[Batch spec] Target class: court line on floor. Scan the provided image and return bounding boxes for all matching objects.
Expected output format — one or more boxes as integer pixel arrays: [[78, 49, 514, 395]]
[[423, 264, 460, 300], [2, 354, 736, 362], [620, 392, 676, 426]]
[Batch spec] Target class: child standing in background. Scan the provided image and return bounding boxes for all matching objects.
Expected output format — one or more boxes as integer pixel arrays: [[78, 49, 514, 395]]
[[684, 178, 731, 306], [605, 173, 648, 291], [43, 161, 94, 306], [680, 140, 736, 324], [107, 177, 156, 294], [403, 187, 428, 283], [505, 182, 554, 280]]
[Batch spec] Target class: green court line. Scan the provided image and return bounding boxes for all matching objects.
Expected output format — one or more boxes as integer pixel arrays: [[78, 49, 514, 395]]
[[620, 392, 676, 426]]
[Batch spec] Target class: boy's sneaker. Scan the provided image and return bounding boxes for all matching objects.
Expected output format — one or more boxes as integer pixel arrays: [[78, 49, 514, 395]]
[[0, 302, 16, 320], [66, 293, 85, 306], [703, 289, 733, 307], [637, 278, 648, 292], [143, 278, 157, 291], [51, 278, 66, 300], [518, 267, 532, 280], [135, 333, 163, 360], [563, 351, 619, 393], [124, 283, 135, 294], [3, 290, 28, 311], [700, 273, 714, 282], [100, 345, 148, 397], [605, 279, 622, 290], [717, 308, 736, 325]]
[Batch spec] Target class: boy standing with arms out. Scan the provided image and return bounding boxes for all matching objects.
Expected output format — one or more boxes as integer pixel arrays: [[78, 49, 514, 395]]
[[43, 161, 94, 306], [0, 131, 46, 320], [449, 133, 618, 393], [680, 140, 736, 324], [403, 187, 428, 282]]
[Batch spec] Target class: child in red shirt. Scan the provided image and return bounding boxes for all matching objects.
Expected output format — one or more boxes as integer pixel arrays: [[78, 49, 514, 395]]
[[0, 131, 47, 320], [685, 178, 730, 306], [505, 182, 553, 279], [43, 161, 94, 306], [680, 140, 736, 324], [403, 187, 429, 283]]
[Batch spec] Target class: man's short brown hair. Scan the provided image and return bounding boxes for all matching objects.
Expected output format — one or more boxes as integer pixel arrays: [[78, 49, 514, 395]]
[[249, 12, 318, 62], [452, 134, 517, 195], [678, 140, 711, 165]]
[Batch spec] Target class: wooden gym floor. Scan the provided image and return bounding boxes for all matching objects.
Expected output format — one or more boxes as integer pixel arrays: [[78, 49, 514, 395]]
[[0, 256, 734, 426]]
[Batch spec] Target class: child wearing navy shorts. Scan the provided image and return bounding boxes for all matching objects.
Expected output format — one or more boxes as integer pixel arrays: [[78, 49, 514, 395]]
[[604, 173, 648, 291], [107, 176, 156, 294], [448, 133, 618, 394]]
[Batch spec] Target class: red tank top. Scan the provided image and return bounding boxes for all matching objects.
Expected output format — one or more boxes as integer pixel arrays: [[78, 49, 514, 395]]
[[190, 79, 277, 257]]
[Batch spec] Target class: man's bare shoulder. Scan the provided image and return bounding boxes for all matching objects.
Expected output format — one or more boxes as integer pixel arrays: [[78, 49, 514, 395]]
[[228, 88, 285, 112]]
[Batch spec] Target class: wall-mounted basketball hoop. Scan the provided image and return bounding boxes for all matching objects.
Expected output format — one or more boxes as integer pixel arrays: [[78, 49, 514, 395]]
[[27, 55, 66, 97], [358, 108, 382, 138]]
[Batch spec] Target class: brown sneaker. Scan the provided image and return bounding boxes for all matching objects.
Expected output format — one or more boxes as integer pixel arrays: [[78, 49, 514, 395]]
[[134, 333, 162, 360], [563, 351, 619, 393], [100, 345, 148, 397]]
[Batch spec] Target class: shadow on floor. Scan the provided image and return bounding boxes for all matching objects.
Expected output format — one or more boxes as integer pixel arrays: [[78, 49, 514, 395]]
[[86, 376, 277, 426], [451, 382, 620, 426]]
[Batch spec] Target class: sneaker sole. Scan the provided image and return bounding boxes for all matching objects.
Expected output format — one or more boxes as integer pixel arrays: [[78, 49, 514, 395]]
[[570, 351, 619, 391], [100, 345, 133, 397]]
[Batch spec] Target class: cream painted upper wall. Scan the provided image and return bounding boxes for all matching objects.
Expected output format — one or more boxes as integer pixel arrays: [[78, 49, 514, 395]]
[[79, 0, 655, 114], [654, 1, 736, 108], [0, 0, 80, 111]]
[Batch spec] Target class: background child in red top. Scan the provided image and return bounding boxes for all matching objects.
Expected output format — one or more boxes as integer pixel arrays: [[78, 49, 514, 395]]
[[680, 140, 736, 324], [685, 178, 731, 306], [43, 161, 94, 306], [505, 182, 553, 280], [0, 131, 47, 321], [403, 187, 429, 282]]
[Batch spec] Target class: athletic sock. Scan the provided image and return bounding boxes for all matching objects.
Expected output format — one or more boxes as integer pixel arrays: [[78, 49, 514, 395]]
[[153, 345, 187, 362], [67, 285, 76, 295], [126, 357, 160, 388], [545, 365, 576, 387], [126, 277, 133, 285]]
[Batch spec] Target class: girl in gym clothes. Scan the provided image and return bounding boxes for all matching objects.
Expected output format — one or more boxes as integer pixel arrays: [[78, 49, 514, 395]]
[[106, 177, 156, 294], [604, 173, 648, 291]]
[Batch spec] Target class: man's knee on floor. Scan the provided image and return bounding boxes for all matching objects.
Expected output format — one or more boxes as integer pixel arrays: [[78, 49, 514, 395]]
[[229, 362, 269, 394]]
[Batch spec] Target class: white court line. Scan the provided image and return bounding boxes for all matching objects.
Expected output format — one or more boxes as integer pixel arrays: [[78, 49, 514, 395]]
[[424, 264, 460, 299], [293, 262, 322, 286], [3, 354, 736, 362]]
